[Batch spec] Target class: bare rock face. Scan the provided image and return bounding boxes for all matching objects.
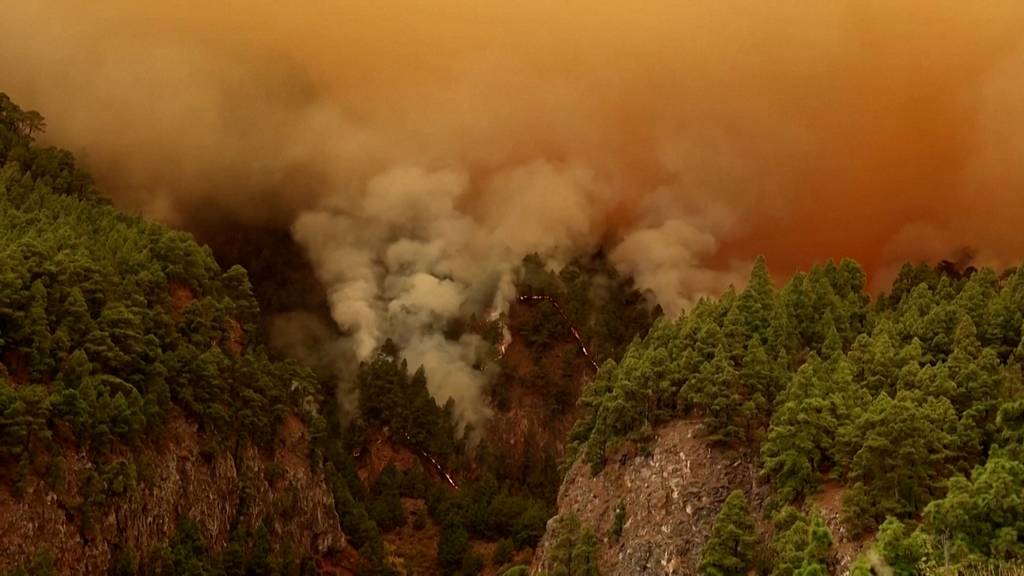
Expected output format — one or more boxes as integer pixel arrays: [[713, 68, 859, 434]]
[[0, 413, 345, 575], [533, 420, 765, 576]]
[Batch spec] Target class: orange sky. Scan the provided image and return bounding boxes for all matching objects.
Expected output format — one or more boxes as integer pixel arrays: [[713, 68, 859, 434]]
[[4, 1, 1024, 294]]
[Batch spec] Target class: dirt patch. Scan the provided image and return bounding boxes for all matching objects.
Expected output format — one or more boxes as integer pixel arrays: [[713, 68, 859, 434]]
[[811, 482, 872, 573], [226, 318, 245, 356], [1, 351, 29, 386], [357, 430, 421, 486], [169, 282, 195, 319], [276, 413, 312, 473], [383, 498, 442, 576]]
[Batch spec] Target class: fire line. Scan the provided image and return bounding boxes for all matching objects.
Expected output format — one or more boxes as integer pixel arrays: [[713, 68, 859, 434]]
[[518, 294, 600, 372]]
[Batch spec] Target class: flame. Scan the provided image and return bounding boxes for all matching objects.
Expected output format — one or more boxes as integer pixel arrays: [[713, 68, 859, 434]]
[[488, 308, 513, 359], [518, 294, 599, 372], [422, 450, 459, 490], [497, 331, 511, 358], [403, 433, 459, 489]]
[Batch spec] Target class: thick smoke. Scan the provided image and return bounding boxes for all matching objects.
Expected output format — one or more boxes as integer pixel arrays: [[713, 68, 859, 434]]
[[5, 1, 1024, 425], [291, 163, 609, 428]]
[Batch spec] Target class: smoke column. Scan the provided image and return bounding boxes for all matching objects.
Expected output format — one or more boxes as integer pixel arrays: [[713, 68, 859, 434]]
[[5, 1, 1024, 425]]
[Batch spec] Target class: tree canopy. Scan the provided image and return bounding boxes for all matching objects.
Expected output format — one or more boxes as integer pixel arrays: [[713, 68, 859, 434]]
[[569, 253, 1024, 569]]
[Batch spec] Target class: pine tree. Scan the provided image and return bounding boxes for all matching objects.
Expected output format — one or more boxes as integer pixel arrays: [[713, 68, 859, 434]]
[[762, 358, 847, 505], [874, 518, 926, 576], [820, 324, 842, 360], [740, 339, 777, 420], [769, 507, 832, 576], [544, 515, 599, 576], [841, 393, 955, 531], [570, 530, 600, 576], [690, 347, 746, 443], [737, 256, 775, 342], [221, 264, 259, 333], [57, 288, 94, 352], [858, 326, 899, 396], [922, 454, 1024, 563], [438, 521, 470, 574], [699, 490, 757, 576], [23, 279, 53, 380], [765, 302, 799, 367], [722, 305, 750, 364], [955, 270, 997, 338], [952, 316, 981, 358]]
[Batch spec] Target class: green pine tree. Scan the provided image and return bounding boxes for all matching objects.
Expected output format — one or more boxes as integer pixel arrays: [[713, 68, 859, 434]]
[[699, 490, 757, 576]]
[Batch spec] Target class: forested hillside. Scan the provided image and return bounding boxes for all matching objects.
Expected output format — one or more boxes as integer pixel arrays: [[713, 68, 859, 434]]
[[0, 97, 317, 462], [565, 256, 1024, 573], [0, 93, 657, 575], [6, 88, 1024, 576], [0, 94, 349, 574]]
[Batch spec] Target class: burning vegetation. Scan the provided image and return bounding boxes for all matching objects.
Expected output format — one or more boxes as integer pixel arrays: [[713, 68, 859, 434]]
[[3, 1, 1024, 572], [517, 295, 599, 372]]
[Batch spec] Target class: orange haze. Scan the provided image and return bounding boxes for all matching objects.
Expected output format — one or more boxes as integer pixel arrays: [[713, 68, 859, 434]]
[[4, 1, 1024, 297]]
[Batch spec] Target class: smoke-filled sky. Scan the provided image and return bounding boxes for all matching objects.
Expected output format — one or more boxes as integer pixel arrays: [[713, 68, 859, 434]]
[[5, 1, 1024, 426], [5, 1, 1024, 287]]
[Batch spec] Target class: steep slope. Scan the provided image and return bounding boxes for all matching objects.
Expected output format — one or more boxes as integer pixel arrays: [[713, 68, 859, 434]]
[[533, 420, 763, 575], [0, 94, 352, 574], [481, 296, 598, 499], [482, 256, 659, 497], [0, 413, 346, 575], [537, 257, 1024, 575], [334, 277, 654, 574]]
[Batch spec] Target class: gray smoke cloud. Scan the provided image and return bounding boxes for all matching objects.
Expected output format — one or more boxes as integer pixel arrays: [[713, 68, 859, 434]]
[[291, 162, 627, 428]]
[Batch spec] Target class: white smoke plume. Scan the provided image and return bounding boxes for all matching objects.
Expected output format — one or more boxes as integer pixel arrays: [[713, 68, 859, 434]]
[[291, 162, 621, 428]]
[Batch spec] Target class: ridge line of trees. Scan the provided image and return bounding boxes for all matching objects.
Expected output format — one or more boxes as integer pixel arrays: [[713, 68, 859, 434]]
[[569, 255, 1024, 570]]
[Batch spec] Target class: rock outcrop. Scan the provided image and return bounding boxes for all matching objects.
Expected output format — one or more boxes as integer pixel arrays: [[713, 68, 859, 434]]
[[0, 413, 345, 575], [532, 420, 765, 576]]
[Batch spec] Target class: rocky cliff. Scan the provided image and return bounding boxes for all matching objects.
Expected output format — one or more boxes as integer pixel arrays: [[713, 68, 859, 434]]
[[532, 420, 765, 576], [0, 412, 346, 575], [532, 419, 874, 576]]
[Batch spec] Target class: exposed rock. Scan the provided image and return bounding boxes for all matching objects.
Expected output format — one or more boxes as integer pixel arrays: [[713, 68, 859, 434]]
[[532, 420, 767, 576], [0, 413, 345, 575]]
